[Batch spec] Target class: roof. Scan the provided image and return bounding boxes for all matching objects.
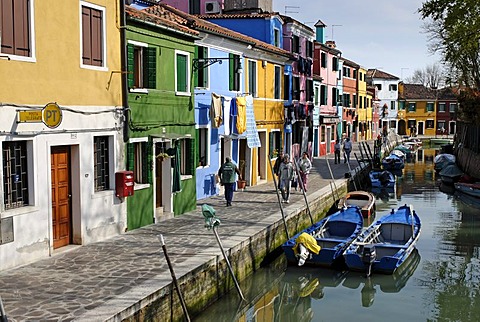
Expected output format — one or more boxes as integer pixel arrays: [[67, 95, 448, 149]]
[[342, 57, 360, 68], [314, 20, 327, 28], [197, 12, 282, 20], [401, 84, 436, 100], [144, 4, 291, 58], [125, 6, 199, 37], [367, 69, 399, 80], [278, 15, 314, 33]]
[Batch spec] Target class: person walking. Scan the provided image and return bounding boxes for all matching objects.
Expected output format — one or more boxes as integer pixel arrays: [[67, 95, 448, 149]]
[[334, 140, 341, 164], [298, 152, 312, 192], [218, 157, 241, 207], [343, 137, 352, 164], [279, 154, 294, 203]]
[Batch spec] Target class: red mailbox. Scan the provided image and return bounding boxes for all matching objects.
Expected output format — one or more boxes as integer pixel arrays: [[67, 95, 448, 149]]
[[115, 171, 134, 198]]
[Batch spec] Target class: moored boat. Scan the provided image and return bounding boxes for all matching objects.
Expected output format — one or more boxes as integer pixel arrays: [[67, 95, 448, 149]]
[[337, 191, 376, 218], [382, 154, 405, 170], [439, 163, 463, 185], [434, 153, 456, 172], [369, 170, 395, 188], [343, 204, 421, 275], [282, 206, 363, 267], [454, 182, 480, 199]]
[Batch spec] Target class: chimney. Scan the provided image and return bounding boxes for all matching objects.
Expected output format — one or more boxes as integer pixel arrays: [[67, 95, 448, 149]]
[[325, 40, 336, 48], [314, 20, 326, 44]]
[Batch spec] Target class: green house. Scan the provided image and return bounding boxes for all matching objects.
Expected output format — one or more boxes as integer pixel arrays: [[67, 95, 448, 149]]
[[124, 6, 199, 229]]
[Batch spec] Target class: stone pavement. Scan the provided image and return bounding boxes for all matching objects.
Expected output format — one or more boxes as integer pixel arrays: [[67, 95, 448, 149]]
[[0, 141, 374, 322]]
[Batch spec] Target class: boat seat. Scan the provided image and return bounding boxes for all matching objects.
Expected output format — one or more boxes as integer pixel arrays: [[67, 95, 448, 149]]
[[373, 243, 407, 249], [317, 237, 345, 243]]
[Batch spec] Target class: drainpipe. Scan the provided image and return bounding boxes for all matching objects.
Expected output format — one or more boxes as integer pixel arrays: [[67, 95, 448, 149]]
[[120, 0, 129, 143]]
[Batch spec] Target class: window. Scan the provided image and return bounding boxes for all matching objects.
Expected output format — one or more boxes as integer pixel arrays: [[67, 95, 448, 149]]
[[292, 35, 299, 54], [332, 57, 338, 71], [0, 0, 31, 57], [375, 84, 382, 91], [331, 126, 335, 141], [229, 53, 241, 91], [438, 102, 446, 112], [320, 85, 327, 105], [197, 128, 209, 167], [449, 103, 457, 113], [398, 101, 405, 110], [175, 51, 190, 94], [359, 96, 363, 109], [179, 138, 195, 176], [305, 79, 313, 102], [353, 70, 357, 79], [426, 120, 434, 129], [331, 87, 337, 105], [81, 2, 105, 67], [306, 41, 313, 58], [320, 125, 326, 143], [321, 52, 327, 68], [314, 86, 319, 105], [426, 102, 434, 112], [390, 101, 395, 110], [273, 29, 280, 47], [127, 42, 156, 89], [248, 60, 257, 97], [269, 131, 281, 158], [283, 74, 290, 101], [353, 94, 357, 108], [3, 141, 29, 209], [195, 46, 208, 88], [274, 65, 281, 99], [293, 76, 300, 100], [94, 136, 110, 191], [127, 140, 151, 185], [408, 102, 416, 112], [389, 84, 397, 91], [437, 120, 446, 131]]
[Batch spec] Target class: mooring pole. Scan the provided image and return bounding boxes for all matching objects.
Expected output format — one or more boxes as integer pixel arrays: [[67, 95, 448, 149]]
[[346, 158, 358, 191], [0, 296, 7, 322], [157, 235, 191, 322], [325, 155, 339, 200], [292, 158, 314, 225], [201, 205, 246, 301], [268, 157, 291, 240]]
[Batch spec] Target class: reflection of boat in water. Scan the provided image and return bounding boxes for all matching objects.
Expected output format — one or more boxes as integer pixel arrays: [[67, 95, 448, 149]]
[[438, 181, 456, 195], [342, 249, 421, 307], [371, 186, 396, 202], [455, 190, 480, 210]]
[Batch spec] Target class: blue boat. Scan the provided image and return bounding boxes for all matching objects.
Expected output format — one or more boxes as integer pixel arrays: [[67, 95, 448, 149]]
[[382, 153, 405, 170], [343, 204, 421, 274], [282, 206, 363, 267], [369, 170, 395, 188]]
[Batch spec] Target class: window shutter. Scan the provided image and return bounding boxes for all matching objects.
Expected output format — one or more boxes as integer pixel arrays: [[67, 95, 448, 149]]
[[13, 0, 30, 56], [146, 141, 153, 184], [186, 138, 195, 175], [229, 53, 234, 91], [91, 8, 103, 66], [127, 143, 134, 171], [202, 47, 208, 87], [176, 54, 187, 92], [195, 129, 200, 168], [127, 44, 134, 88], [269, 132, 274, 157], [193, 46, 199, 87], [143, 47, 156, 89], [81, 7, 92, 65]]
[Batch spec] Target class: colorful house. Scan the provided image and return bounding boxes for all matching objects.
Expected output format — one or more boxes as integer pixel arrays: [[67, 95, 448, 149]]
[[125, 4, 199, 228], [398, 84, 437, 136], [357, 66, 372, 141], [341, 58, 359, 141], [0, 0, 124, 270], [436, 87, 458, 136], [313, 21, 342, 156]]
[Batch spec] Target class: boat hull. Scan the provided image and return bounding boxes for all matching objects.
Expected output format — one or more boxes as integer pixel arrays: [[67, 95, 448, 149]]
[[454, 182, 480, 198]]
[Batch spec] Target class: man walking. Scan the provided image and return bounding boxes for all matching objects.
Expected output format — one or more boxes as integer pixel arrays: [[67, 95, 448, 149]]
[[279, 154, 294, 203], [343, 137, 352, 164], [218, 157, 241, 206], [334, 140, 341, 164]]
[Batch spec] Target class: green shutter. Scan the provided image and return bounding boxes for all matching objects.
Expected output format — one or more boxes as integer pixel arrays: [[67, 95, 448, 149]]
[[195, 129, 200, 169], [127, 44, 134, 89], [176, 54, 187, 92], [186, 138, 195, 175], [202, 47, 208, 87], [193, 46, 199, 87], [229, 53, 234, 91], [146, 140, 153, 184], [127, 143, 134, 171], [143, 47, 156, 89], [269, 132, 274, 157]]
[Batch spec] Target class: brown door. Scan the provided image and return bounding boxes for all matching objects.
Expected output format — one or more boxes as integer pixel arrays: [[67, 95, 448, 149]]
[[51, 146, 71, 249]]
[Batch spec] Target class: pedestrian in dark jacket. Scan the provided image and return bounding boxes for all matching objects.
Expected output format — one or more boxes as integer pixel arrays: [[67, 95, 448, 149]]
[[218, 157, 241, 207]]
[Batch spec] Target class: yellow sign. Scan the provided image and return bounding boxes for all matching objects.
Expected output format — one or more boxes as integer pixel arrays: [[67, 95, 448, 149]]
[[42, 102, 62, 128], [18, 110, 43, 123]]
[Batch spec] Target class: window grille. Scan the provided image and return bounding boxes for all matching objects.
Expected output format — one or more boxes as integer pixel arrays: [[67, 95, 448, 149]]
[[94, 136, 110, 191], [2, 141, 29, 209]]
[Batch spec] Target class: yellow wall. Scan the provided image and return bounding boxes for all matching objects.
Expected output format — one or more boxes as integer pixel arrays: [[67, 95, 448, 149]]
[[0, 0, 122, 106], [406, 100, 436, 136]]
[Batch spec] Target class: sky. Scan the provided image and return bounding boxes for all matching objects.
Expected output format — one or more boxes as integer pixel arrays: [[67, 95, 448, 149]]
[[272, 0, 441, 80]]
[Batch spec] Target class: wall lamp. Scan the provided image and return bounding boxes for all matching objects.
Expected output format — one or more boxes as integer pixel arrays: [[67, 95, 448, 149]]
[[193, 57, 242, 73]]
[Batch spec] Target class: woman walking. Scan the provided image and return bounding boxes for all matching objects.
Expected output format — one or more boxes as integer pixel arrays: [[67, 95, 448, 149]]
[[279, 154, 294, 203], [298, 152, 312, 192]]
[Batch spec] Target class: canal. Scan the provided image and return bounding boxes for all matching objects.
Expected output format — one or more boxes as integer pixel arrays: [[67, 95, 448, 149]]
[[194, 147, 480, 322]]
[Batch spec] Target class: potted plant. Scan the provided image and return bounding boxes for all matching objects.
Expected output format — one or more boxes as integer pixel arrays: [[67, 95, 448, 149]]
[[237, 160, 247, 190]]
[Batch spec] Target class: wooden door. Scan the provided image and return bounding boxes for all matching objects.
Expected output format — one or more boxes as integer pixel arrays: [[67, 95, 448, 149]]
[[51, 146, 71, 249], [155, 143, 163, 208]]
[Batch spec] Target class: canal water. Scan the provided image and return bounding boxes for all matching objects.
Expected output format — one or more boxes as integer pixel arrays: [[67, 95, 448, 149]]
[[194, 147, 480, 322]]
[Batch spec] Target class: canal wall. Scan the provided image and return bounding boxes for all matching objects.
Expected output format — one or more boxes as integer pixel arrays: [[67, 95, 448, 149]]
[[123, 180, 349, 322], [455, 122, 480, 179]]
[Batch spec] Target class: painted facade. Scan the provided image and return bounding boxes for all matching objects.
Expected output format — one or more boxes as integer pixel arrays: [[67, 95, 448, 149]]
[[0, 0, 124, 270], [357, 66, 371, 141], [313, 21, 342, 156], [341, 58, 359, 141], [436, 87, 458, 136], [125, 5, 199, 228], [398, 83, 437, 137]]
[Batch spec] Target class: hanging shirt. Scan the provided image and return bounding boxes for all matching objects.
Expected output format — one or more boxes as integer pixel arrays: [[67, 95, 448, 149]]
[[223, 97, 232, 135], [210, 93, 223, 128], [236, 96, 247, 134]]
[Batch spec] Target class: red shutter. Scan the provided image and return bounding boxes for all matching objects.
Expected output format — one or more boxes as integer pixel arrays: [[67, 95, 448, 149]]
[[13, 0, 29, 56], [82, 7, 92, 65], [91, 8, 103, 66], [82, 6, 103, 66], [1, 0, 14, 54]]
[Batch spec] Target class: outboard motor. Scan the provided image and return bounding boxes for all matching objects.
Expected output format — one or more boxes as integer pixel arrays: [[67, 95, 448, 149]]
[[379, 171, 390, 186], [362, 245, 377, 277], [297, 243, 310, 266]]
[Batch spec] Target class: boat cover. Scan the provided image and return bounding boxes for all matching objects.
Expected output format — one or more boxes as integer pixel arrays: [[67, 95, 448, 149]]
[[293, 232, 321, 255]]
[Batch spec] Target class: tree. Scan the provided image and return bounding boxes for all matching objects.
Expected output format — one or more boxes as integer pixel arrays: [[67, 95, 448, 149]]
[[406, 63, 444, 88], [419, 0, 480, 90]]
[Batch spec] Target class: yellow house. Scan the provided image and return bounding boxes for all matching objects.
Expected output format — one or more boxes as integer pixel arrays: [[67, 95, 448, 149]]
[[357, 66, 371, 140], [246, 53, 290, 185], [401, 84, 437, 136], [0, 0, 125, 270]]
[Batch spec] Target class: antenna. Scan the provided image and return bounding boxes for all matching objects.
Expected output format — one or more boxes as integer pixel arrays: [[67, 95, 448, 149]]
[[284, 6, 299, 14], [331, 24, 342, 39]]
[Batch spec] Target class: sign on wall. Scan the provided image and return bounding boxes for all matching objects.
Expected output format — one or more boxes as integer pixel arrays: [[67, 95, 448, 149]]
[[17, 102, 63, 129]]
